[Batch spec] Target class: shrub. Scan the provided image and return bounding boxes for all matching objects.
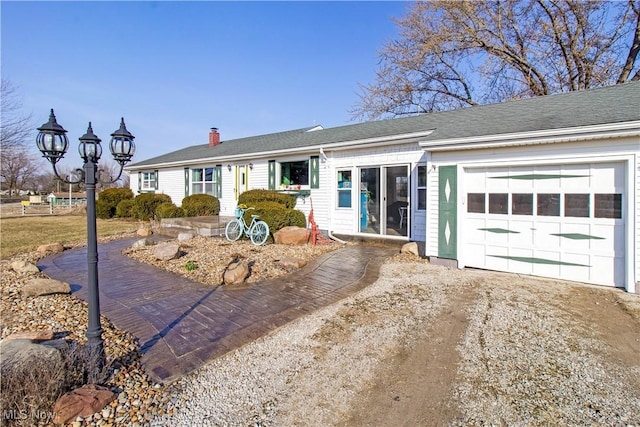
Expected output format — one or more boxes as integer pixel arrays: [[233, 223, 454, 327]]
[[181, 194, 220, 217], [133, 193, 172, 221], [155, 202, 186, 219], [115, 198, 136, 218], [238, 189, 296, 209], [96, 188, 134, 219], [247, 201, 306, 232]]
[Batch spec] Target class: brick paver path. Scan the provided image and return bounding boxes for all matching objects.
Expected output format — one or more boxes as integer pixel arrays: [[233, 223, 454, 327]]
[[38, 238, 395, 382]]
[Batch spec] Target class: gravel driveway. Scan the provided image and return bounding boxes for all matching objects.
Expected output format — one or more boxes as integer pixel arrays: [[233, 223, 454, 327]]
[[153, 254, 640, 426]]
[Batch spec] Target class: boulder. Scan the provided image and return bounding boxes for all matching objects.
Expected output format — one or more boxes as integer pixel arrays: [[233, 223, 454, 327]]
[[274, 226, 310, 245], [137, 228, 153, 237], [22, 278, 71, 297], [131, 238, 154, 249], [279, 257, 308, 269], [154, 243, 181, 261], [10, 260, 40, 274], [0, 338, 63, 373], [53, 384, 115, 425], [3, 330, 55, 342], [223, 260, 251, 285], [177, 232, 194, 242], [37, 243, 64, 254], [401, 241, 420, 257]]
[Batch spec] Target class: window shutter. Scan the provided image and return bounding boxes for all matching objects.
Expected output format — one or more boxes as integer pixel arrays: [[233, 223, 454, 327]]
[[310, 155, 320, 189], [215, 165, 222, 197], [268, 160, 276, 190], [154, 169, 159, 190], [184, 168, 190, 197], [138, 171, 141, 193]]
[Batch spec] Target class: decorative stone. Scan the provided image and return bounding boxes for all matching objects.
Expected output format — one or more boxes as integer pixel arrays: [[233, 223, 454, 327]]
[[274, 226, 311, 245], [3, 330, 55, 342], [10, 260, 40, 274], [137, 228, 153, 237], [37, 243, 65, 254], [22, 278, 71, 297], [131, 238, 154, 249], [279, 257, 308, 269], [53, 384, 115, 425], [0, 338, 63, 372], [401, 241, 420, 257], [153, 243, 180, 261], [223, 260, 251, 285], [177, 232, 194, 242]]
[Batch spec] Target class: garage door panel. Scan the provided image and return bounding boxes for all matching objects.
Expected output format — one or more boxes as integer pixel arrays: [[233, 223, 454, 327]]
[[509, 219, 534, 246]]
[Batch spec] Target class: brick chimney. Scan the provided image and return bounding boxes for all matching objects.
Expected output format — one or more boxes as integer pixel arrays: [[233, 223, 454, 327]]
[[209, 128, 220, 147]]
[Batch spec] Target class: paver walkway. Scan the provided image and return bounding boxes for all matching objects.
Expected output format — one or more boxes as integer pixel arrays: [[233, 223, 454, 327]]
[[37, 238, 395, 382]]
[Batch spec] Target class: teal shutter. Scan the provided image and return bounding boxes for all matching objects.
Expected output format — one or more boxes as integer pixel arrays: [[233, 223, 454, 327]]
[[215, 165, 222, 197], [310, 155, 320, 189], [438, 165, 457, 259], [184, 168, 190, 197], [138, 171, 141, 193], [154, 169, 159, 190], [268, 160, 276, 190]]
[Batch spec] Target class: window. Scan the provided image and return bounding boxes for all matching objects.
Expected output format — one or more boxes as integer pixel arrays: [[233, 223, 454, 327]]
[[467, 193, 485, 213], [595, 194, 622, 218], [537, 194, 560, 216], [565, 194, 589, 217], [417, 165, 427, 210], [337, 170, 352, 208], [191, 167, 217, 196], [280, 160, 309, 187], [141, 171, 157, 190], [512, 193, 533, 215], [489, 193, 508, 214]]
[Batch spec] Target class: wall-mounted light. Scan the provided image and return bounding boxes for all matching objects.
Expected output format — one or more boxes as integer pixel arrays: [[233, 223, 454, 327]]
[[227, 164, 232, 171], [249, 163, 253, 170]]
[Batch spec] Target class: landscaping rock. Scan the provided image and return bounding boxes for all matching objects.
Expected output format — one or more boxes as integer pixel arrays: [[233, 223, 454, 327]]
[[37, 243, 65, 254], [223, 260, 251, 285], [3, 330, 55, 342], [22, 278, 71, 297], [132, 238, 154, 249], [137, 228, 153, 237], [10, 260, 40, 274], [279, 257, 308, 269], [274, 226, 311, 245], [177, 232, 194, 242], [401, 242, 420, 257], [0, 338, 63, 372], [53, 384, 115, 425], [154, 243, 181, 261]]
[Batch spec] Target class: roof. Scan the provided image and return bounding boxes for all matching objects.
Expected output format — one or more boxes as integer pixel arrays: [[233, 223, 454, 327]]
[[127, 81, 640, 169]]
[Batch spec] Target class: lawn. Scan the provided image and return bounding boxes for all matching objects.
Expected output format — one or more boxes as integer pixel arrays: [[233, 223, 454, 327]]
[[0, 215, 140, 259]]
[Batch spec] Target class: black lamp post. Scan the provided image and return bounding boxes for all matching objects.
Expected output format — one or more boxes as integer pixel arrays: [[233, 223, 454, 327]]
[[36, 109, 135, 379]]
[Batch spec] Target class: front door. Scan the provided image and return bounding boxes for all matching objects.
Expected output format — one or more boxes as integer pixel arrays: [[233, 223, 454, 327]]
[[234, 165, 249, 200], [359, 165, 409, 237]]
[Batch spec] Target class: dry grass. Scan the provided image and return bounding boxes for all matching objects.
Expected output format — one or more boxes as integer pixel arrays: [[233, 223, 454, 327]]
[[0, 215, 140, 259]]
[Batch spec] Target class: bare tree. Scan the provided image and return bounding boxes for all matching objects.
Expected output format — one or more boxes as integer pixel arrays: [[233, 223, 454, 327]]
[[97, 159, 130, 190], [0, 148, 40, 195], [1, 79, 33, 151], [352, 0, 640, 120]]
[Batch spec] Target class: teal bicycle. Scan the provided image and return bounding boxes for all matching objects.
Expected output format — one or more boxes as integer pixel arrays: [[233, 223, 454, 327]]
[[225, 204, 270, 246]]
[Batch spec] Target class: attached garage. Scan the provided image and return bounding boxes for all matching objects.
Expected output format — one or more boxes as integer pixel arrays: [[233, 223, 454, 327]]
[[462, 162, 626, 287]]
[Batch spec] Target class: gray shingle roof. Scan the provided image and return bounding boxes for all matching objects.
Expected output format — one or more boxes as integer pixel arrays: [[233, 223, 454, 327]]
[[127, 81, 640, 169]]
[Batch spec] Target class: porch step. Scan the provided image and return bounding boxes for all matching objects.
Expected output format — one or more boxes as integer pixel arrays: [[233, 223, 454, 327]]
[[158, 216, 234, 238]]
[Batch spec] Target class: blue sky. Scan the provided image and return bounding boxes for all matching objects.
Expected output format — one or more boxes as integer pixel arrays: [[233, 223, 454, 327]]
[[2, 1, 408, 167]]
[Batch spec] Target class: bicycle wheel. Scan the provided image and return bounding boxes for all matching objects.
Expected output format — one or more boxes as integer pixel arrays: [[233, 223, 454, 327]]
[[249, 221, 269, 246], [225, 218, 243, 241]]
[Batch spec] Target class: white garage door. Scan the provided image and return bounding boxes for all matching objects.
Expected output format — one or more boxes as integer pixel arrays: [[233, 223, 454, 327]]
[[463, 162, 625, 287]]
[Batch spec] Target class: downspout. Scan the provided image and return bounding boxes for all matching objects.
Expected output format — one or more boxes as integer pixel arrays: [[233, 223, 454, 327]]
[[320, 146, 347, 245]]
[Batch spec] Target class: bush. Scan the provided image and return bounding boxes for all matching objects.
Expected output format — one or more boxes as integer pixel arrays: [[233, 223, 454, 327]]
[[133, 193, 172, 221], [181, 194, 220, 217], [238, 189, 296, 209], [96, 188, 134, 219], [155, 202, 186, 219], [245, 201, 306, 232], [115, 199, 136, 218]]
